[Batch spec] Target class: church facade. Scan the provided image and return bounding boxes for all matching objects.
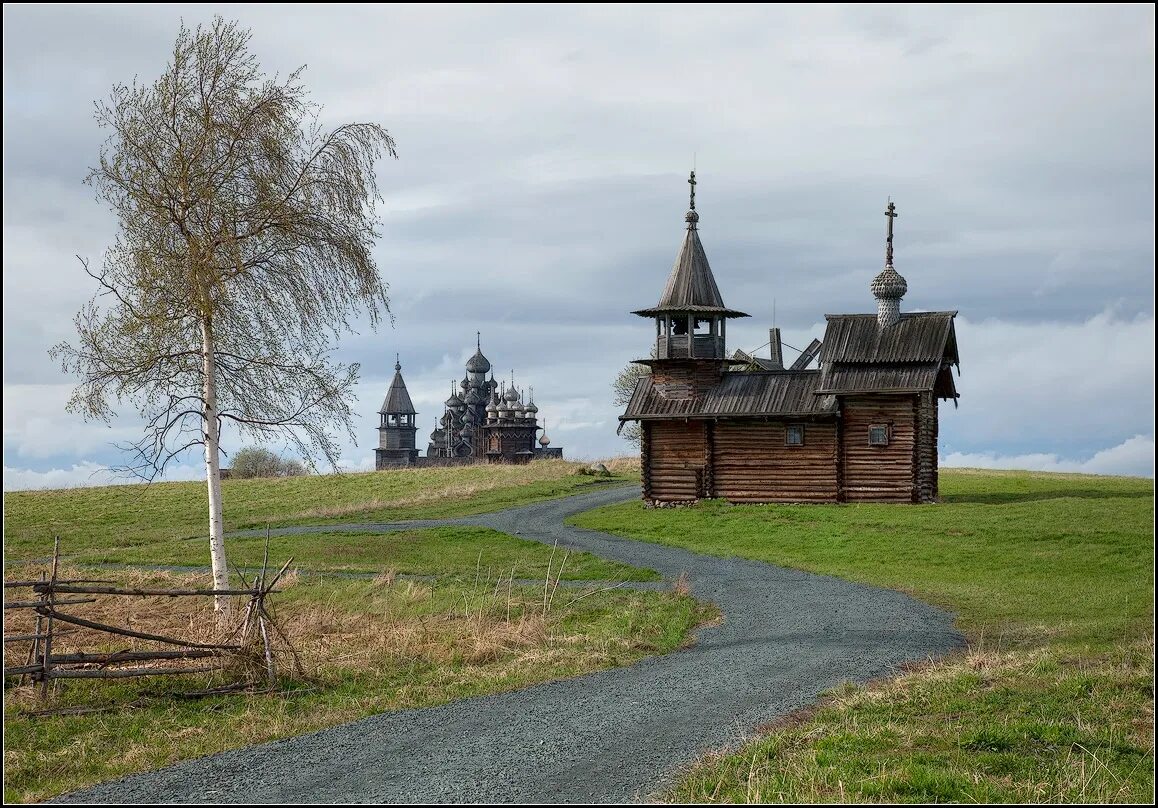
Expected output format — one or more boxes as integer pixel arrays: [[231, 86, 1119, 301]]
[[620, 174, 959, 504], [375, 338, 561, 469]]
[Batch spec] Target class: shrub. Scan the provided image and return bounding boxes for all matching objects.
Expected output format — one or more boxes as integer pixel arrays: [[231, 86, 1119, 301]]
[[229, 447, 308, 479]]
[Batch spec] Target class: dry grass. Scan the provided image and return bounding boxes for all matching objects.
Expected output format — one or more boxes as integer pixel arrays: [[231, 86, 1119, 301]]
[[3, 565, 713, 803], [600, 455, 642, 475]]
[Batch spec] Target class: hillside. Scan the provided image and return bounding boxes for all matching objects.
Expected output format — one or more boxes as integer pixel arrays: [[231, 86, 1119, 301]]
[[571, 468, 1155, 803]]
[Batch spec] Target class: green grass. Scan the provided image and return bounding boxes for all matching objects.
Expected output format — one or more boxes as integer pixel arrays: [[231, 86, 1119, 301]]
[[3, 459, 634, 563], [569, 468, 1155, 803], [4, 569, 710, 803], [3, 459, 689, 803], [61, 525, 660, 582]]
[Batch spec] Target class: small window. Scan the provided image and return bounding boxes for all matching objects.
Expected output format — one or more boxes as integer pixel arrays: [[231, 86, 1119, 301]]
[[785, 424, 805, 447], [868, 424, 890, 446]]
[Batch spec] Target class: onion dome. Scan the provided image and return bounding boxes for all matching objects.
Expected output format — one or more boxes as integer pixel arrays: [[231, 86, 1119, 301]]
[[460, 374, 470, 392], [870, 265, 907, 301], [871, 200, 908, 328], [466, 349, 491, 374], [445, 392, 463, 409], [539, 420, 551, 447], [503, 385, 520, 403], [464, 386, 484, 406], [525, 388, 539, 416], [486, 397, 499, 415]]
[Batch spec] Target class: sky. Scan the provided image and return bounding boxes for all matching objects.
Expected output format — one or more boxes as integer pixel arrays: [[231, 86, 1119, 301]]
[[2, 3, 1154, 491]]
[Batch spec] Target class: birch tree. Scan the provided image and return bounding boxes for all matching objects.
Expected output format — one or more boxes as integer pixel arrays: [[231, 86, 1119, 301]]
[[51, 17, 396, 620]]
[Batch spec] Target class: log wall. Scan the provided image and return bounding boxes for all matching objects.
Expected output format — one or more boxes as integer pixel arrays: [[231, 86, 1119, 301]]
[[644, 420, 707, 501], [915, 392, 939, 503], [840, 395, 917, 502], [650, 360, 726, 400], [713, 421, 839, 503]]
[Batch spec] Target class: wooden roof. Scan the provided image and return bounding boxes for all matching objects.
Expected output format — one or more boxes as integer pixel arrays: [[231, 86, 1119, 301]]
[[821, 312, 958, 365], [621, 371, 838, 421], [379, 366, 416, 415], [818, 311, 959, 399], [633, 220, 748, 319]]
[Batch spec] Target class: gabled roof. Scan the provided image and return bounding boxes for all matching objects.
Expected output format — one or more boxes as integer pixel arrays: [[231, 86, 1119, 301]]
[[821, 312, 958, 365], [633, 214, 748, 319], [621, 370, 837, 421], [818, 312, 960, 399], [379, 364, 416, 415]]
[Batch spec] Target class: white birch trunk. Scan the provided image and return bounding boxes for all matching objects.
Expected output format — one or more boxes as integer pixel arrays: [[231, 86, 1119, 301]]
[[201, 316, 230, 622]]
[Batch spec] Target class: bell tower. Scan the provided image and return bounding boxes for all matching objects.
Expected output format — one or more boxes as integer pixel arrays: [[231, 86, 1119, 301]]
[[631, 172, 749, 398], [375, 356, 420, 469]]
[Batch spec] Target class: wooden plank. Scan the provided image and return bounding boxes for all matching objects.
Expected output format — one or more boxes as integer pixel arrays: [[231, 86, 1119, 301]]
[[48, 664, 222, 680], [39, 610, 242, 651]]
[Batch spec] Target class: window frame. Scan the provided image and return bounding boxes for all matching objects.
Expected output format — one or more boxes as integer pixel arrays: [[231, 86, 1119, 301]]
[[785, 423, 805, 448], [868, 424, 890, 447]]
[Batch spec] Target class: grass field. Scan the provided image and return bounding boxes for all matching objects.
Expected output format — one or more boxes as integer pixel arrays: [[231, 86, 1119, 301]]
[[3, 459, 633, 564], [570, 468, 1155, 803], [57, 525, 660, 582], [2, 458, 695, 803]]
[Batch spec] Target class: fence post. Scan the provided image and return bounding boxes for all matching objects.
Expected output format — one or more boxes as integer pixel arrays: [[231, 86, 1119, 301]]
[[39, 536, 60, 700]]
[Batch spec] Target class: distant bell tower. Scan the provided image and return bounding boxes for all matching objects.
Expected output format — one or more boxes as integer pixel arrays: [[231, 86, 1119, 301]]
[[631, 171, 749, 398], [375, 356, 420, 469]]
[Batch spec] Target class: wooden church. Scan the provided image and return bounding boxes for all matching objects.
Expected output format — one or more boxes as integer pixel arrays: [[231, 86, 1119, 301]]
[[620, 174, 960, 504]]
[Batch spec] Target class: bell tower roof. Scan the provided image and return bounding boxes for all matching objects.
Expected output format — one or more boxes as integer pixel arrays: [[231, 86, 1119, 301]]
[[632, 171, 749, 319], [379, 355, 416, 415]]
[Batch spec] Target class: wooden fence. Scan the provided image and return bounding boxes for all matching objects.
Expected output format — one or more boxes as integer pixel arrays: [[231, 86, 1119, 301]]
[[3, 538, 300, 700]]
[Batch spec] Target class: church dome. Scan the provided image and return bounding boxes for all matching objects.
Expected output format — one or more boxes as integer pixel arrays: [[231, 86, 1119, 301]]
[[445, 392, 463, 409], [464, 387, 484, 405], [466, 348, 491, 374], [503, 386, 520, 403], [525, 400, 538, 415], [459, 375, 470, 392], [539, 431, 550, 447], [870, 264, 907, 301]]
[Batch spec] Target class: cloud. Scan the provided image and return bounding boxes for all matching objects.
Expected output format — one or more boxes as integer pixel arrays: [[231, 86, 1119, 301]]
[[944, 434, 1154, 478], [3, 460, 204, 492], [2, 5, 1153, 487]]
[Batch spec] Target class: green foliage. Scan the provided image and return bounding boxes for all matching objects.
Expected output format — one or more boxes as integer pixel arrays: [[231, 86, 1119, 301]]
[[570, 469, 1155, 803], [229, 446, 307, 479]]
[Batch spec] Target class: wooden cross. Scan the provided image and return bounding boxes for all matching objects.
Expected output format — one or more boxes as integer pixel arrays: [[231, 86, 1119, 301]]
[[688, 170, 697, 210], [885, 199, 898, 265]]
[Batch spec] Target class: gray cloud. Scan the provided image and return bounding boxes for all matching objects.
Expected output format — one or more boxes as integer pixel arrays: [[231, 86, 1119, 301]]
[[3, 4, 1153, 488]]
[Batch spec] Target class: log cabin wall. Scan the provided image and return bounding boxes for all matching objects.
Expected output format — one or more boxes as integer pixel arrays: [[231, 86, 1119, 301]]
[[650, 360, 726, 401], [645, 419, 708, 501], [840, 395, 917, 502], [713, 420, 839, 503], [915, 392, 939, 503]]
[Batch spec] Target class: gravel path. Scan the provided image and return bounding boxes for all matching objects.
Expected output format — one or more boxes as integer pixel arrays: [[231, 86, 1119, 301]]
[[55, 485, 964, 804]]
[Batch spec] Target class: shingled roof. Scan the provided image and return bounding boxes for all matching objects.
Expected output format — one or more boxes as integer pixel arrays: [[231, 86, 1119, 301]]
[[379, 361, 416, 415], [621, 370, 837, 422], [817, 312, 960, 398], [633, 176, 748, 319]]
